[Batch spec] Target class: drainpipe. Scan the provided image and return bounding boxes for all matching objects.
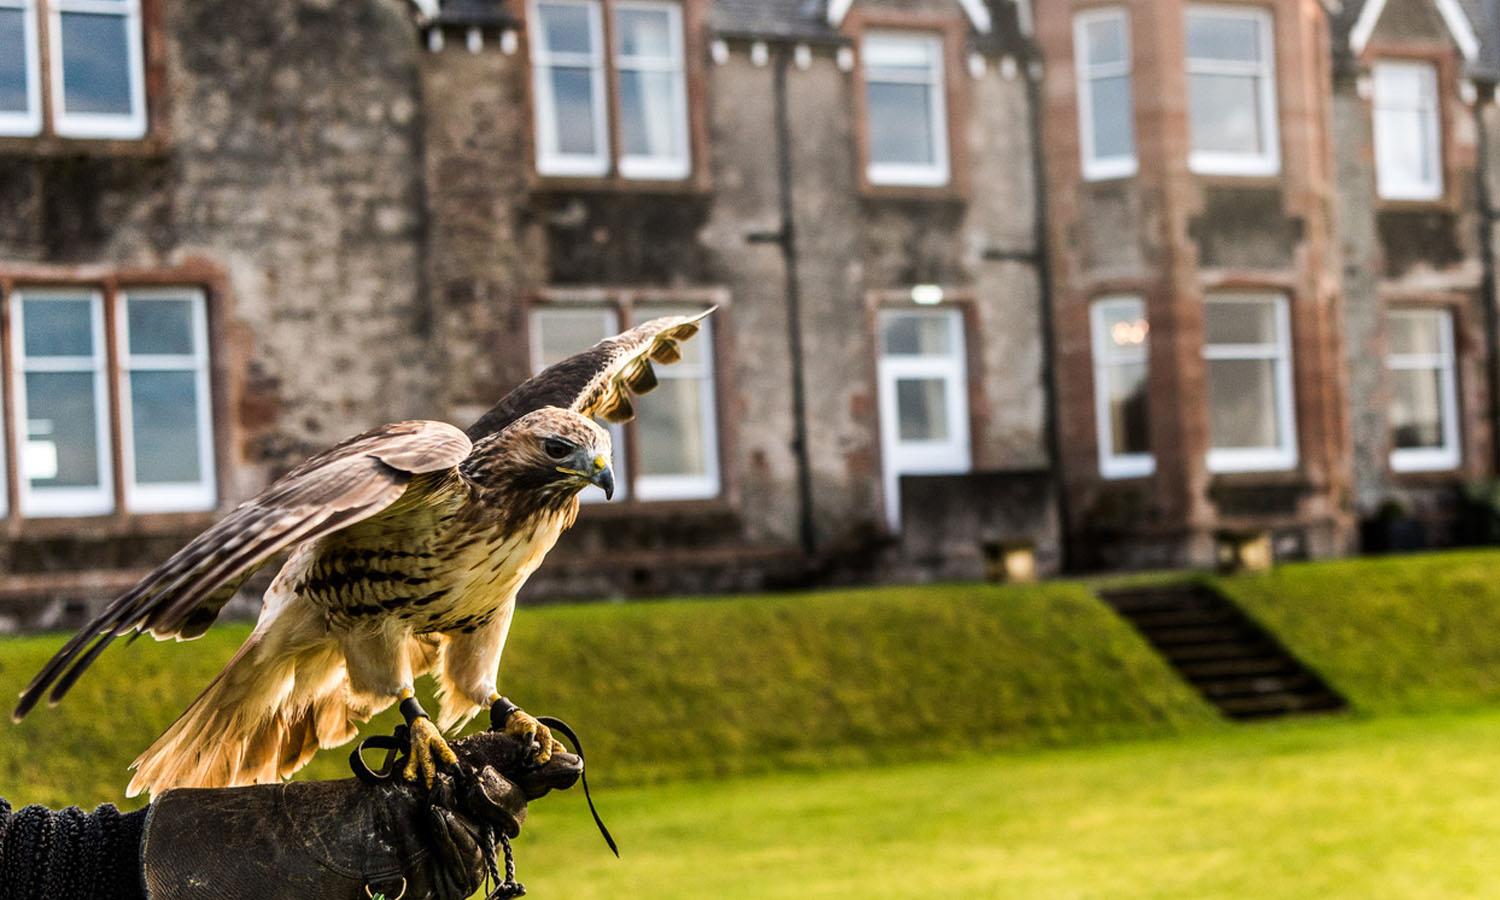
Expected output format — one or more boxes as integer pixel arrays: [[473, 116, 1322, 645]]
[[760, 44, 818, 558], [1475, 88, 1500, 476], [1021, 48, 1074, 573]]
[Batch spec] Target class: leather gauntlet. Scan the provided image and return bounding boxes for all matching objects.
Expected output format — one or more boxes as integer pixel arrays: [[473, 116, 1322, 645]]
[[142, 730, 582, 900]]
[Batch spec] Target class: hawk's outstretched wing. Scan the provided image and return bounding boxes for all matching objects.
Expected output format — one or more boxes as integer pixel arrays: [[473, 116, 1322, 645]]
[[13, 420, 472, 720], [466, 309, 715, 441]]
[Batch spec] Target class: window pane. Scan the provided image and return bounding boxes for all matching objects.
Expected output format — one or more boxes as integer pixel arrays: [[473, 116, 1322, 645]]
[[129, 370, 202, 483], [1207, 357, 1281, 449], [22, 297, 93, 357], [1390, 367, 1444, 450], [1084, 16, 1127, 67], [547, 67, 600, 156], [1189, 73, 1261, 155], [615, 6, 671, 58], [1389, 311, 1444, 356], [128, 297, 195, 355], [1107, 360, 1150, 455], [0, 8, 29, 113], [1205, 300, 1278, 346], [538, 2, 594, 55], [882, 314, 952, 356], [1186, 13, 1260, 62], [868, 82, 936, 166], [23, 371, 100, 488], [1090, 74, 1135, 160], [1377, 109, 1434, 186], [864, 35, 935, 71], [619, 69, 681, 159], [1098, 302, 1149, 355], [534, 309, 614, 368], [1375, 64, 1431, 107], [636, 377, 707, 477], [58, 11, 133, 116], [895, 377, 950, 441]]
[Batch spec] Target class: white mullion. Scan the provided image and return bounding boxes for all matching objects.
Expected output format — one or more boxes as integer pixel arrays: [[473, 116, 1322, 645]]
[[1389, 309, 1461, 472]]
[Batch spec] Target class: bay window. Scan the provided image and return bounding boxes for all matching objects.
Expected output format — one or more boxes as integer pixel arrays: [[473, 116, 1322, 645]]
[[529, 296, 721, 502], [1074, 8, 1136, 180], [1185, 5, 1279, 176], [1387, 308, 1460, 472], [862, 31, 950, 187], [1373, 61, 1443, 201], [529, 0, 691, 180], [1204, 294, 1297, 473], [1091, 297, 1152, 478], [2, 283, 216, 520]]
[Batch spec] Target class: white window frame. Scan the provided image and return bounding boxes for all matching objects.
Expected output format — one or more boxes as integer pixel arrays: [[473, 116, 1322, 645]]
[[1388, 308, 1461, 473], [876, 307, 971, 530], [0, 0, 43, 136], [118, 288, 217, 513], [1091, 296, 1154, 479], [49, 0, 148, 139], [1372, 60, 1443, 202], [1185, 4, 1280, 177], [863, 30, 951, 188], [1204, 293, 1297, 473], [1074, 7, 1136, 181], [528, 306, 629, 503], [631, 306, 719, 501], [613, 0, 690, 180], [530, 0, 610, 177], [9, 288, 114, 517]]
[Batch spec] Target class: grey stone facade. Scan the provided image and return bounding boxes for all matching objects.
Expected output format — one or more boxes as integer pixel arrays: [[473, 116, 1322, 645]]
[[6, 0, 1500, 623]]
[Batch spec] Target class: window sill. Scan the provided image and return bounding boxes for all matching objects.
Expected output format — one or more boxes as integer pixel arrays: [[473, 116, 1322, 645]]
[[859, 181, 967, 203], [528, 171, 711, 197], [0, 133, 168, 159], [3, 508, 222, 541]]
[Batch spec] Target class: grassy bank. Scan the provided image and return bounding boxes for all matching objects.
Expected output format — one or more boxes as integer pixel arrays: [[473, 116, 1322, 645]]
[[0, 582, 1218, 808], [1211, 549, 1500, 714]]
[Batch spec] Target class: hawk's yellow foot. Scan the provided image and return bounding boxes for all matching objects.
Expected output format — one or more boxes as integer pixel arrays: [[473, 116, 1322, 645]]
[[403, 715, 458, 787], [491, 696, 564, 764]]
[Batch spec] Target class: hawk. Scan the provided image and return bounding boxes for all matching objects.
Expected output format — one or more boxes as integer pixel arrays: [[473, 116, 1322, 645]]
[[12, 310, 713, 798]]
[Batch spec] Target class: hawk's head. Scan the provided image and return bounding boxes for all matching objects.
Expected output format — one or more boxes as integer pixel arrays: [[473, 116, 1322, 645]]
[[471, 407, 615, 502]]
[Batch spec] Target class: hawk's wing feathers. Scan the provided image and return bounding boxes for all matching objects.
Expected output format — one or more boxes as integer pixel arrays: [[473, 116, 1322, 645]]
[[466, 308, 715, 440], [13, 419, 471, 721]]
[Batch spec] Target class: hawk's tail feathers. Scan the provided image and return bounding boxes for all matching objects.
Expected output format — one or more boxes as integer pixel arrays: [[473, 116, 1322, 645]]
[[126, 635, 367, 799]]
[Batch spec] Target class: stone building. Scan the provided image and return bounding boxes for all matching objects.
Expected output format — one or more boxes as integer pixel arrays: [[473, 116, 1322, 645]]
[[0, 0, 1053, 622], [1035, 0, 1500, 568], [3, 0, 1500, 623]]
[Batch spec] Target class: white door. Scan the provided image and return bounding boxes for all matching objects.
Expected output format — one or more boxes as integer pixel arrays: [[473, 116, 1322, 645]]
[[877, 308, 972, 530]]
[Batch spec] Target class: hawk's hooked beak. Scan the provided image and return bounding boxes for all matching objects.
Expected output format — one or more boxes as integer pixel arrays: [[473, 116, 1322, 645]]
[[591, 461, 615, 500], [560, 449, 614, 499], [580, 451, 614, 500]]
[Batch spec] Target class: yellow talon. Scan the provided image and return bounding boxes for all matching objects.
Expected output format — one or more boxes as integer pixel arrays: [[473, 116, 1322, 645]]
[[403, 716, 458, 787], [503, 707, 565, 764]]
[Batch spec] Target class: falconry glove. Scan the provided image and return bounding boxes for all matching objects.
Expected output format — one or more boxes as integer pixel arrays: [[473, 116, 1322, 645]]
[[141, 729, 584, 900]]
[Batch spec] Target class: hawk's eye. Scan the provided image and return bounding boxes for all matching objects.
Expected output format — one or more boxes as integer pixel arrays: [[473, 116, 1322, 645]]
[[544, 438, 573, 461]]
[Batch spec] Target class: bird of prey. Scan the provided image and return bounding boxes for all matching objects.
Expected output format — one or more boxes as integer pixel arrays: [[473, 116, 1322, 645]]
[[13, 310, 713, 798]]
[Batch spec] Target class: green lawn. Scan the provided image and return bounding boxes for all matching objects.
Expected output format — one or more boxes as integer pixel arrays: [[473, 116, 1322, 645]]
[[515, 709, 1500, 899]]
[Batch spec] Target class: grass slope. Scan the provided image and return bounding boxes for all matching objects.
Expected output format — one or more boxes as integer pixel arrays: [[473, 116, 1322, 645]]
[[0, 582, 1218, 809], [1211, 549, 1500, 714], [516, 709, 1500, 899]]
